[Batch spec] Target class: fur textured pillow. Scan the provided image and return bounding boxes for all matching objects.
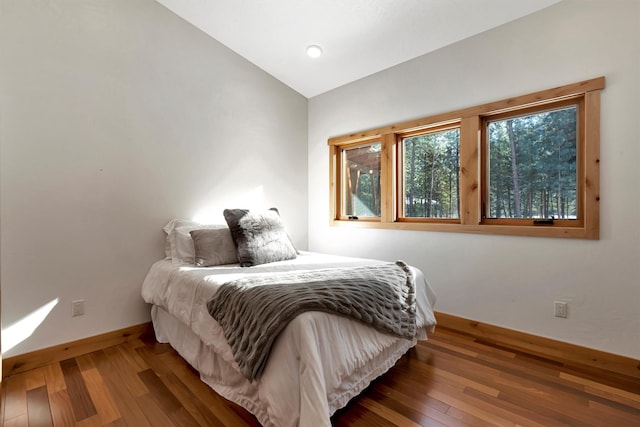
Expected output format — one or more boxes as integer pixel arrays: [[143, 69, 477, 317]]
[[223, 208, 297, 267]]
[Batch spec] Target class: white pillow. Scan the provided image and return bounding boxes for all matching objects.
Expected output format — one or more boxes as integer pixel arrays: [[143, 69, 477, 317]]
[[170, 224, 229, 266], [163, 219, 200, 259], [163, 218, 200, 235]]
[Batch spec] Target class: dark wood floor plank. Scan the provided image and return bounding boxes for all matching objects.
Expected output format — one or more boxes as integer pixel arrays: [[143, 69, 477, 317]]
[[137, 369, 181, 412], [138, 332, 172, 355], [135, 345, 173, 377], [59, 358, 97, 421], [26, 385, 53, 427], [135, 393, 177, 427], [333, 400, 399, 427], [155, 348, 261, 427], [587, 399, 640, 426], [135, 346, 226, 427], [357, 395, 426, 426], [137, 368, 200, 427], [373, 382, 451, 415], [360, 389, 449, 427]]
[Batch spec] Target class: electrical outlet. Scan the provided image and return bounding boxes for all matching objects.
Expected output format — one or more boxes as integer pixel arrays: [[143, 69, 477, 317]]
[[554, 301, 568, 318], [72, 299, 85, 317]]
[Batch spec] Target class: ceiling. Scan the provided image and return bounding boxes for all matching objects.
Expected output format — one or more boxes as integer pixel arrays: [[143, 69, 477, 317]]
[[156, 0, 561, 98]]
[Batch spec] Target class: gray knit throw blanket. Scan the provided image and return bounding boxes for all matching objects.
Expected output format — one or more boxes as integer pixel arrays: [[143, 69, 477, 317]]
[[207, 261, 416, 381]]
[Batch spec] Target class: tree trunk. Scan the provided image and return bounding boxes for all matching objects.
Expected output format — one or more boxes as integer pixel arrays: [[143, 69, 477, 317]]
[[427, 149, 436, 217], [506, 120, 521, 217], [455, 145, 460, 217], [448, 146, 453, 217], [345, 166, 353, 215], [353, 170, 360, 214], [408, 140, 416, 216], [370, 172, 377, 216], [557, 168, 562, 219]]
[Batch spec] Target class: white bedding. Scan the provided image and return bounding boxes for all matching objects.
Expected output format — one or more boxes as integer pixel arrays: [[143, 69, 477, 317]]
[[141, 251, 437, 426]]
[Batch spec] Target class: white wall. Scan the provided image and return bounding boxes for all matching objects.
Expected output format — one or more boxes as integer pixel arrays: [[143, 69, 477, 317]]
[[309, 0, 640, 358], [0, 0, 308, 357]]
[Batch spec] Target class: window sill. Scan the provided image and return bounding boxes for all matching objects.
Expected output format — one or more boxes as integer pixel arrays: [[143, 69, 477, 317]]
[[330, 219, 598, 239]]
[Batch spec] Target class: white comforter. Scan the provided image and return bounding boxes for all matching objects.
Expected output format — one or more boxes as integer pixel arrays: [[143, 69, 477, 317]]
[[141, 251, 436, 427]]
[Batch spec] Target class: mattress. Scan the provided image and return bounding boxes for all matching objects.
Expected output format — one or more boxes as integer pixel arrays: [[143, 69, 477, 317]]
[[141, 251, 437, 426]]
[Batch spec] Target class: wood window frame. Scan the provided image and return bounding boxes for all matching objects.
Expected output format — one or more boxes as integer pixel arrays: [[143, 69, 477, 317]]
[[328, 77, 604, 239], [332, 138, 384, 222], [480, 97, 585, 228], [396, 122, 462, 224]]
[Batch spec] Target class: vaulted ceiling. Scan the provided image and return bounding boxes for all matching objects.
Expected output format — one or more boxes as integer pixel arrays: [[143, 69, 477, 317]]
[[156, 0, 561, 98]]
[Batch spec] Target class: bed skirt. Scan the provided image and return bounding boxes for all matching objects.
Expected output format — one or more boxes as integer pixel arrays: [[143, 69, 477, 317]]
[[151, 304, 421, 426]]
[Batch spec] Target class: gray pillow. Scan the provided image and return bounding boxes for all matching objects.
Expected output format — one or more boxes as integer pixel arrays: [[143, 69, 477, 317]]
[[223, 208, 297, 267], [190, 228, 239, 267]]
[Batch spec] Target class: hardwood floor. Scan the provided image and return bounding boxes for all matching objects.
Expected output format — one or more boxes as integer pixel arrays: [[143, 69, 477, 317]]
[[2, 327, 639, 426]]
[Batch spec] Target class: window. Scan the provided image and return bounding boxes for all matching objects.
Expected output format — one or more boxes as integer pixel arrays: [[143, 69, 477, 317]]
[[399, 125, 460, 221], [483, 100, 581, 226], [328, 77, 603, 239], [341, 141, 382, 219]]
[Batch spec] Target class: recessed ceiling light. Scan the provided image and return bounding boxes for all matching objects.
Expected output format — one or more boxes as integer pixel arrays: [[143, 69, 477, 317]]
[[306, 45, 323, 58]]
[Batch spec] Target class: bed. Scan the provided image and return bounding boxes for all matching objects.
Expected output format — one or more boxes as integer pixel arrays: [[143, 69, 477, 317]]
[[141, 211, 437, 427]]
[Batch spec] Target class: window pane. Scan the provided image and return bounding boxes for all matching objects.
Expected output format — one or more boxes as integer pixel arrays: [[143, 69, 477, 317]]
[[342, 142, 381, 217], [403, 128, 460, 219], [487, 106, 577, 219]]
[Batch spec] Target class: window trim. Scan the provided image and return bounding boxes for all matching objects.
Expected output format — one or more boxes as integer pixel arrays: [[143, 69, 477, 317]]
[[328, 77, 603, 239]]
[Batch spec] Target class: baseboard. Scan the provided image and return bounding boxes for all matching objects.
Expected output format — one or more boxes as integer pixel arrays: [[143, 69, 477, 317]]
[[435, 311, 640, 379], [2, 322, 153, 378], [4, 315, 638, 380]]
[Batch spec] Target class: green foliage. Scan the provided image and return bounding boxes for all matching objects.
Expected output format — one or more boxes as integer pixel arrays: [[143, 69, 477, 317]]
[[488, 106, 577, 219], [404, 129, 460, 218]]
